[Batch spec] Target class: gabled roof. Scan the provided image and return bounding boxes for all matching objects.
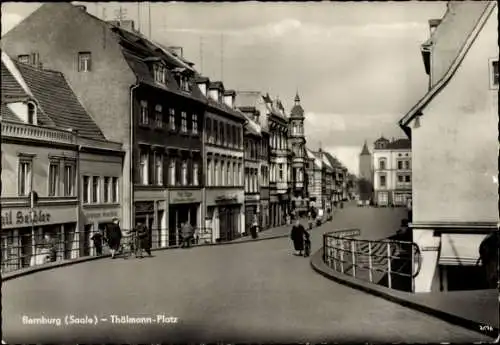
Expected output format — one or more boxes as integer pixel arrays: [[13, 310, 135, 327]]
[[14, 61, 105, 139], [399, 1, 495, 130], [240, 110, 261, 137], [323, 151, 343, 169]]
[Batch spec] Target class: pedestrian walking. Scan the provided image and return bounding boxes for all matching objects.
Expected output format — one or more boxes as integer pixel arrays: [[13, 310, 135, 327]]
[[136, 222, 152, 258], [307, 211, 313, 230], [90, 228, 104, 256], [290, 219, 309, 256], [106, 217, 122, 259], [180, 222, 194, 248]]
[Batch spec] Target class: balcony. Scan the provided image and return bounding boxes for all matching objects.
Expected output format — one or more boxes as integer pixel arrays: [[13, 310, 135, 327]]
[[2, 121, 74, 145]]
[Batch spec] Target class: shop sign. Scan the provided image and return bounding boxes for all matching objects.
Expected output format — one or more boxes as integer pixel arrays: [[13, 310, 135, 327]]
[[170, 190, 201, 204], [135, 201, 154, 213], [215, 195, 238, 203], [2, 209, 52, 227], [84, 210, 120, 221]]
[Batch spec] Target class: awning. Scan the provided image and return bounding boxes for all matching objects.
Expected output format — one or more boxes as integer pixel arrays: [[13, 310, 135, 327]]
[[439, 233, 487, 266]]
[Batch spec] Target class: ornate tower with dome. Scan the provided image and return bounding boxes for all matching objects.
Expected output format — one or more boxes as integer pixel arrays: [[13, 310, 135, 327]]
[[288, 91, 308, 212]]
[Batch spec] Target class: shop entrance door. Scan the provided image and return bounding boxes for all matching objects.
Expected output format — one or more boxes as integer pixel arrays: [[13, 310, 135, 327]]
[[219, 206, 238, 242]]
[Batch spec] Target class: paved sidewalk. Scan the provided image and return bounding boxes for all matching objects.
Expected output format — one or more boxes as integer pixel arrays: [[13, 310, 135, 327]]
[[311, 248, 499, 339]]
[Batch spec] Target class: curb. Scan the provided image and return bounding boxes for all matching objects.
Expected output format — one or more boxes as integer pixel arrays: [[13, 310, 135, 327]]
[[309, 248, 498, 339], [2, 224, 317, 282]]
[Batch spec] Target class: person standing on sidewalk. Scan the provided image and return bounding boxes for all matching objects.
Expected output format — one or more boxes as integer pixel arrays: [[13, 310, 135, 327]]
[[106, 217, 122, 259], [290, 219, 309, 256], [136, 222, 152, 258], [90, 228, 104, 256], [180, 222, 194, 248], [250, 214, 259, 239]]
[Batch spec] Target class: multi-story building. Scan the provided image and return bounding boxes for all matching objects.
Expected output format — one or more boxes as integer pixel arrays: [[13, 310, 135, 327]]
[[306, 148, 335, 210], [1, 53, 123, 272], [372, 137, 412, 207], [358, 141, 373, 202], [288, 93, 308, 214], [200, 80, 246, 242], [2, 4, 206, 246], [399, 1, 498, 292], [266, 94, 291, 227], [305, 148, 322, 209], [241, 112, 262, 234], [236, 91, 271, 230]]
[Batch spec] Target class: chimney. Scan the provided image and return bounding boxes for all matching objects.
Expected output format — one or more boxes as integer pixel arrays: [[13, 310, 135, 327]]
[[223, 90, 236, 108], [75, 4, 87, 12], [429, 19, 441, 35], [169, 46, 183, 58]]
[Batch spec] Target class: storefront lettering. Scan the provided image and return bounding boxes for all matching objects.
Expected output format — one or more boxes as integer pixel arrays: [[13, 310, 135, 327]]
[[85, 211, 119, 220], [135, 202, 154, 213], [171, 191, 200, 204], [215, 195, 238, 203], [1, 210, 51, 226]]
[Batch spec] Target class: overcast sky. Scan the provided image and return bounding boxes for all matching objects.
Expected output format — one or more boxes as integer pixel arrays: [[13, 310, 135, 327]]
[[1, 1, 447, 175]]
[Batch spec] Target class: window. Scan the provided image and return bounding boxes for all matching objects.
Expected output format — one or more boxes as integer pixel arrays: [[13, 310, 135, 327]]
[[27, 103, 36, 124], [153, 64, 165, 84], [405, 175, 411, 183], [155, 104, 163, 128], [238, 163, 243, 186], [224, 124, 230, 146], [181, 112, 187, 132], [112, 177, 119, 203], [193, 162, 199, 186], [214, 121, 219, 144], [192, 114, 198, 134], [92, 176, 100, 203], [140, 100, 149, 125], [405, 160, 410, 169], [18, 160, 32, 196], [233, 163, 237, 186], [380, 175, 386, 187], [182, 161, 188, 186], [206, 118, 212, 142], [64, 164, 75, 196], [207, 159, 212, 186], [169, 108, 176, 130], [398, 175, 404, 183], [154, 152, 163, 186], [228, 124, 232, 147], [215, 160, 219, 186], [140, 151, 149, 185], [104, 177, 111, 203], [221, 161, 226, 186], [48, 162, 59, 196], [83, 176, 90, 204], [169, 159, 176, 186], [491, 59, 499, 88], [279, 164, 283, 182], [18, 55, 30, 64], [397, 161, 403, 170], [78, 52, 91, 72], [379, 159, 386, 170]]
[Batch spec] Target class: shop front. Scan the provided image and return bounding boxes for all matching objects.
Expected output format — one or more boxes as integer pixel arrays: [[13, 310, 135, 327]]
[[260, 188, 270, 230], [1, 204, 77, 272], [82, 207, 121, 256], [244, 194, 260, 234], [206, 189, 244, 242], [168, 189, 202, 246]]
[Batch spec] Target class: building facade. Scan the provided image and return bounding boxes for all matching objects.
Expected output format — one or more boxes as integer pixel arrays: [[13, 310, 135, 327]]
[[288, 93, 308, 214], [399, 1, 498, 292], [201, 80, 246, 242], [372, 137, 412, 207], [1, 53, 123, 272], [267, 95, 291, 227]]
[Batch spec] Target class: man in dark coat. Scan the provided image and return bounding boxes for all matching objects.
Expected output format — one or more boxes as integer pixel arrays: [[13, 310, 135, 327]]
[[106, 217, 122, 259], [90, 228, 103, 256], [135, 222, 152, 258], [290, 219, 309, 256], [181, 222, 194, 248]]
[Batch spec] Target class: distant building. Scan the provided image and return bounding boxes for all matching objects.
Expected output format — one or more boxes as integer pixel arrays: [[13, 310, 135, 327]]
[[399, 1, 498, 292], [372, 137, 412, 207]]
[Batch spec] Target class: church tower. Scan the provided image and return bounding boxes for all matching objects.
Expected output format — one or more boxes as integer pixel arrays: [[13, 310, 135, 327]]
[[289, 91, 307, 209], [359, 140, 372, 182]]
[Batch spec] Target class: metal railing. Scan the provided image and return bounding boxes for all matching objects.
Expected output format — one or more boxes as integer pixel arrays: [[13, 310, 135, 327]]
[[1, 227, 213, 275], [323, 229, 421, 292]]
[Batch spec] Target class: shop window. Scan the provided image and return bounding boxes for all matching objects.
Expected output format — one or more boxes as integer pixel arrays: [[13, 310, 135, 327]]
[[92, 176, 100, 203], [112, 177, 119, 203], [83, 176, 90, 204], [48, 162, 60, 196], [104, 177, 111, 203], [18, 158, 32, 196], [64, 163, 75, 196]]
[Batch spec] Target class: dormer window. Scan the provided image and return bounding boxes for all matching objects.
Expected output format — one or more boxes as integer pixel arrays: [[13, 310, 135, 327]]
[[18, 55, 30, 64], [153, 63, 166, 84], [27, 102, 36, 124]]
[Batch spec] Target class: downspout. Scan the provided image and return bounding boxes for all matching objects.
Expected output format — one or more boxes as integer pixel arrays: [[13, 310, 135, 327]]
[[130, 83, 140, 230]]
